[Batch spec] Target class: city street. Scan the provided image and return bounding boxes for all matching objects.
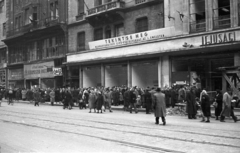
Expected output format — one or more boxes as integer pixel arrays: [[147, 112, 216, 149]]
[[0, 102, 240, 153]]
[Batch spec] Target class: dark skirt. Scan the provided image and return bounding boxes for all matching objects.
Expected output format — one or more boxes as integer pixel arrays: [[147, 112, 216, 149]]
[[201, 103, 211, 117]]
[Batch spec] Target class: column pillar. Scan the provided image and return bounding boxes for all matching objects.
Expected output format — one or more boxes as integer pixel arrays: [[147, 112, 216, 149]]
[[24, 79, 26, 89], [158, 57, 162, 88], [101, 64, 105, 87], [127, 61, 132, 88], [234, 52, 240, 66], [161, 56, 170, 88], [79, 66, 83, 88]]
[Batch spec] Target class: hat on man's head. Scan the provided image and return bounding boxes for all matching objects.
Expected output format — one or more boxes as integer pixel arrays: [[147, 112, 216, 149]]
[[156, 87, 161, 92]]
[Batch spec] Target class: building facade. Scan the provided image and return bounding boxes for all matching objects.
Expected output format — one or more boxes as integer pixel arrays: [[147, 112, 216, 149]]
[[3, 0, 67, 89], [66, 0, 240, 92], [0, 0, 7, 88]]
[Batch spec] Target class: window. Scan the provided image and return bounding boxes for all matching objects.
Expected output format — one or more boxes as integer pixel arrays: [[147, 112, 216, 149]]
[[55, 1, 59, 17], [32, 7, 38, 21], [94, 0, 102, 6], [0, 0, 4, 13], [94, 28, 103, 40], [15, 17, 19, 30], [2, 23, 6, 36], [104, 0, 112, 3], [136, 17, 148, 33], [105, 26, 111, 38], [77, 32, 85, 51], [189, 0, 206, 33], [115, 23, 124, 37], [78, 0, 84, 14], [213, 0, 231, 29], [50, 3, 54, 19], [25, 8, 30, 25]]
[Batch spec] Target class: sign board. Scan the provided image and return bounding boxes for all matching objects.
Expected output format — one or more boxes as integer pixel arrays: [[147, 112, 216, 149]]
[[24, 61, 55, 79], [53, 67, 62, 76], [9, 69, 24, 80], [89, 27, 175, 50]]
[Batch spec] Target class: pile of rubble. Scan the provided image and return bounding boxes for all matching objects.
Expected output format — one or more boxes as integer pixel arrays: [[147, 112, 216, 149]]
[[166, 107, 187, 116]]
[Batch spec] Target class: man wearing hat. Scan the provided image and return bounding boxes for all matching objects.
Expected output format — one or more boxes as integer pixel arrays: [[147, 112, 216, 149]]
[[152, 87, 166, 125], [144, 87, 152, 114]]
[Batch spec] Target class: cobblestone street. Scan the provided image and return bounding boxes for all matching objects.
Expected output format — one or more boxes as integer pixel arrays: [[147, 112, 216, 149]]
[[0, 102, 240, 153]]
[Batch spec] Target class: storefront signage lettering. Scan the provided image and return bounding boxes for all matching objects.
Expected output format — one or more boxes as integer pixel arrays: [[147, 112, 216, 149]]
[[24, 61, 55, 79], [89, 27, 175, 50], [201, 31, 236, 46], [9, 69, 24, 80]]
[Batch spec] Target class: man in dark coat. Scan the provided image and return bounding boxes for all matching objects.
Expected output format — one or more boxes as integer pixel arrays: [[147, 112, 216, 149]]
[[215, 89, 223, 120], [123, 88, 130, 111], [64, 90, 72, 110], [96, 91, 104, 113], [33, 89, 41, 106], [129, 88, 137, 113], [186, 87, 197, 119], [153, 88, 166, 125], [144, 87, 152, 114]]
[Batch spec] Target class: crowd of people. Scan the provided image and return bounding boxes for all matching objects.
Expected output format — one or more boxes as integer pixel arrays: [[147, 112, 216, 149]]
[[0, 84, 239, 124]]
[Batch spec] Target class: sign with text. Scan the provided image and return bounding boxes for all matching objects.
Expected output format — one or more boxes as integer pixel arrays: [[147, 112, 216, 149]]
[[201, 31, 236, 46], [89, 27, 175, 50], [24, 61, 55, 79], [9, 69, 24, 80], [53, 67, 62, 76]]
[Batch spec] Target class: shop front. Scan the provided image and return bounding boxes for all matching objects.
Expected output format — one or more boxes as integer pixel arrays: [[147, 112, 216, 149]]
[[8, 68, 24, 89], [67, 27, 240, 90], [24, 61, 62, 89]]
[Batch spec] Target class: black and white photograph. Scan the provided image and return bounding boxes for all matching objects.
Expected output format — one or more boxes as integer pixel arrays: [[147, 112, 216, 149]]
[[0, 0, 240, 152]]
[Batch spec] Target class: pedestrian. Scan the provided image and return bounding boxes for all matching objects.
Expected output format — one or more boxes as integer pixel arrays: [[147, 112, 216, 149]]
[[129, 88, 137, 113], [220, 88, 238, 122], [96, 91, 104, 113], [8, 88, 14, 105], [0, 89, 3, 107], [104, 89, 112, 112], [50, 89, 55, 106], [33, 89, 41, 106], [88, 90, 96, 113], [123, 88, 130, 111], [186, 87, 197, 119], [144, 87, 152, 114], [21, 88, 27, 101], [200, 90, 211, 122], [64, 89, 73, 110], [152, 88, 166, 125], [214, 89, 223, 120]]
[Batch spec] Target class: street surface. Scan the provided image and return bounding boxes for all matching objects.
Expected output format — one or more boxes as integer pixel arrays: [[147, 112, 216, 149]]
[[0, 102, 240, 153]]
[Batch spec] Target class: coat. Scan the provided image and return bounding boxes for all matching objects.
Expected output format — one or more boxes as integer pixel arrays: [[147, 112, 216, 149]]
[[22, 90, 27, 99], [186, 90, 197, 115], [96, 94, 104, 110], [221, 92, 232, 117], [88, 93, 96, 109], [50, 91, 55, 102], [215, 93, 223, 116], [33, 91, 41, 102], [153, 92, 166, 117], [201, 94, 211, 117]]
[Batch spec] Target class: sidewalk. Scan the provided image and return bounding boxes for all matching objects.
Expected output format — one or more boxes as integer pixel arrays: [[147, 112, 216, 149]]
[[1, 99, 240, 117]]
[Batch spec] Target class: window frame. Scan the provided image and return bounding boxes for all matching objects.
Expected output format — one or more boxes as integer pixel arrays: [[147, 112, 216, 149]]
[[94, 28, 103, 41], [135, 17, 148, 33], [77, 32, 86, 52]]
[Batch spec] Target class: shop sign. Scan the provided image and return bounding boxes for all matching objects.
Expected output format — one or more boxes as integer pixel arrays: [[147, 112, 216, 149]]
[[201, 31, 236, 46], [9, 69, 23, 80], [53, 68, 62, 76], [89, 27, 175, 50], [24, 61, 55, 79]]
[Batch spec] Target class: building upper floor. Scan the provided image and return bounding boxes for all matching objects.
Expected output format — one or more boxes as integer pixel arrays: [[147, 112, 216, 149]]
[[0, 0, 7, 46], [67, 0, 240, 53], [6, 0, 67, 38]]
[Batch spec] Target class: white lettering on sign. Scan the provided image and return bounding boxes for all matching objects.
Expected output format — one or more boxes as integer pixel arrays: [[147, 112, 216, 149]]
[[89, 27, 175, 50]]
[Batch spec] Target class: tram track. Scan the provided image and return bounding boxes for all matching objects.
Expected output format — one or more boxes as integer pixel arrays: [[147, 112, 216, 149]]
[[1, 111, 240, 149], [0, 119, 184, 153], [1, 109, 240, 138]]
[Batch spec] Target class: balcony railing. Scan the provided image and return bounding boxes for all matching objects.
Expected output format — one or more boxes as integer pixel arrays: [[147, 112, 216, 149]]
[[135, 0, 159, 5], [213, 15, 231, 30], [42, 45, 65, 59], [32, 16, 60, 30], [87, 0, 125, 17], [7, 24, 32, 37], [190, 20, 206, 33]]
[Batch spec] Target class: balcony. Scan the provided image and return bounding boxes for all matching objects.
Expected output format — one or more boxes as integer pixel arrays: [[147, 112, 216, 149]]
[[7, 24, 32, 37], [135, 0, 161, 5], [190, 20, 206, 33], [31, 16, 61, 30], [86, 0, 125, 26], [213, 15, 231, 30]]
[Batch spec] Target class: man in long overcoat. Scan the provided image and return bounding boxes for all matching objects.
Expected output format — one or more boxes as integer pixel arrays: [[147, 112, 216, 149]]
[[152, 88, 166, 125], [186, 87, 197, 119], [144, 87, 152, 114], [96, 91, 104, 113]]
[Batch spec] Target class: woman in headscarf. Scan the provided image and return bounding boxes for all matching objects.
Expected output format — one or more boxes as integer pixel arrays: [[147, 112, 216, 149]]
[[200, 90, 211, 122]]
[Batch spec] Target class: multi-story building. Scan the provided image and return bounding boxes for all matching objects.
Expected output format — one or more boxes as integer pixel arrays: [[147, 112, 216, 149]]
[[3, 0, 67, 89], [66, 0, 240, 92], [0, 0, 7, 88]]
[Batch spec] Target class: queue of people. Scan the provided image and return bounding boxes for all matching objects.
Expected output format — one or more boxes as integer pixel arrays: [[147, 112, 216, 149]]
[[0, 84, 238, 124]]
